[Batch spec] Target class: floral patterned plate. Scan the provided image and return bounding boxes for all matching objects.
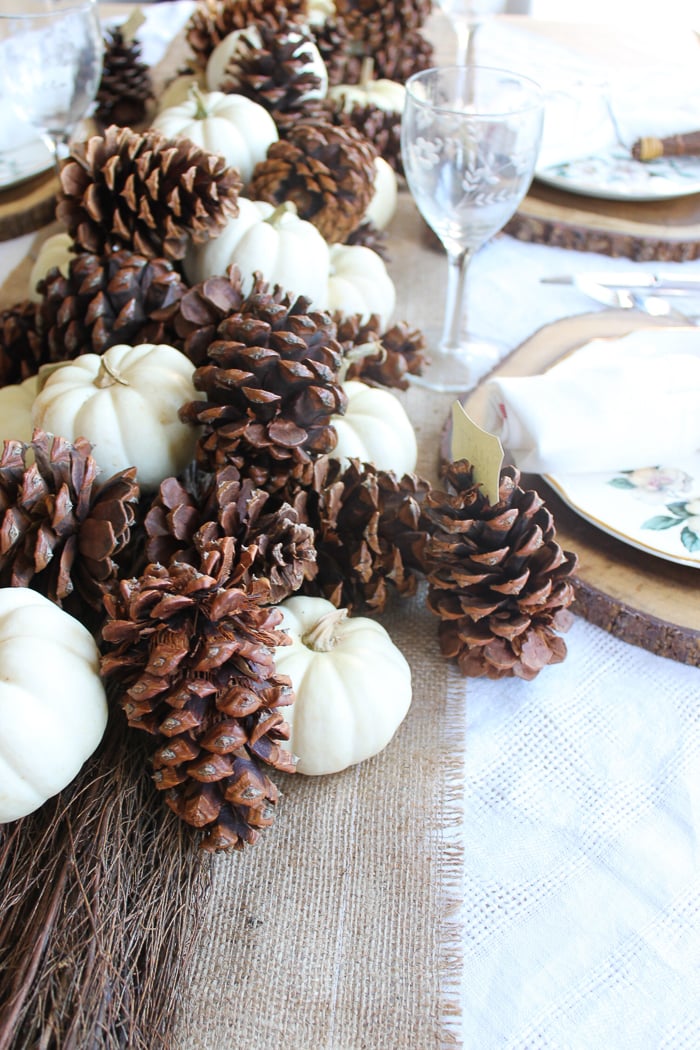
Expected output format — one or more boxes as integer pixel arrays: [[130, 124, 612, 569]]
[[535, 147, 700, 202], [545, 461, 700, 568]]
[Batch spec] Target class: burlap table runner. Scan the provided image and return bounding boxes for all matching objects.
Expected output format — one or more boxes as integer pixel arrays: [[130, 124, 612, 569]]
[[0, 196, 465, 1049]]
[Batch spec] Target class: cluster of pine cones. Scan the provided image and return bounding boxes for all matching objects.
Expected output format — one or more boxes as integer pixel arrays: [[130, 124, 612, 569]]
[[0, 0, 579, 853]]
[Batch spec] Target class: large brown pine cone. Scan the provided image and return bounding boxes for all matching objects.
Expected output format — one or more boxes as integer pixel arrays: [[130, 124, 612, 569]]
[[216, 21, 326, 117], [280, 455, 431, 613], [424, 460, 579, 680], [335, 0, 431, 48], [36, 248, 186, 359], [309, 17, 352, 87], [186, 0, 309, 69], [335, 314, 427, 390], [56, 125, 241, 261], [179, 277, 347, 491], [100, 537, 296, 851], [327, 99, 403, 175], [143, 464, 317, 602], [168, 266, 249, 366], [0, 432, 140, 620], [0, 300, 42, 385], [337, 30, 434, 84], [95, 26, 154, 128], [249, 121, 376, 243]]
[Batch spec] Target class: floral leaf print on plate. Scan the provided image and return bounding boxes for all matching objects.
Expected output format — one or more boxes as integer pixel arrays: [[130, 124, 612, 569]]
[[609, 468, 700, 555]]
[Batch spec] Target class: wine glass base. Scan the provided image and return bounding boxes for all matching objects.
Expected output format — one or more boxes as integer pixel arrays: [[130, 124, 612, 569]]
[[409, 336, 505, 394]]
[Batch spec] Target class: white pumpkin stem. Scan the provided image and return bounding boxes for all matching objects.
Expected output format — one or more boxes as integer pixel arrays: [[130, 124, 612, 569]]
[[266, 200, 299, 226], [360, 57, 375, 87], [302, 608, 349, 652], [339, 338, 386, 381], [95, 354, 129, 388], [189, 84, 210, 119]]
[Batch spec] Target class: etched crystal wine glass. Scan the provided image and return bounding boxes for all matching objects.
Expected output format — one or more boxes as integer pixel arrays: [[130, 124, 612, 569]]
[[401, 65, 544, 392], [0, 0, 103, 175]]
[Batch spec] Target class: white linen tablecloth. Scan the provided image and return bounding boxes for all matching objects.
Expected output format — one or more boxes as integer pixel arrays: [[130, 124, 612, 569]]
[[2, 6, 700, 1048]]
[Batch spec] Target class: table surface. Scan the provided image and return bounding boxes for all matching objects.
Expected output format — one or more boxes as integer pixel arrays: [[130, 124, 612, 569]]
[[2, 6, 700, 1049]]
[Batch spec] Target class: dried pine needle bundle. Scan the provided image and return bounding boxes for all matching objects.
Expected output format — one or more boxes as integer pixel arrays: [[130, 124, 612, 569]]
[[0, 705, 210, 1050]]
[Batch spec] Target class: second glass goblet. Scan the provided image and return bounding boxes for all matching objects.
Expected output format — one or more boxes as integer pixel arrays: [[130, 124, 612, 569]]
[[401, 65, 544, 393], [0, 0, 103, 175]]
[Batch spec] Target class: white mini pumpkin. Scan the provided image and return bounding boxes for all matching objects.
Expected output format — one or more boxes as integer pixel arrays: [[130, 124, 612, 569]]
[[332, 379, 417, 475], [327, 59, 405, 115], [0, 587, 108, 823], [364, 156, 398, 231], [184, 197, 331, 307], [274, 596, 412, 775], [327, 244, 396, 328], [157, 70, 207, 112], [206, 25, 328, 101], [0, 375, 38, 445], [31, 343, 202, 490], [152, 89, 278, 183], [28, 232, 73, 302]]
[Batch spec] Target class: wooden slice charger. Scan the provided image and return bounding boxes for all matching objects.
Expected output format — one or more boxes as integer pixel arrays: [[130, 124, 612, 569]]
[[505, 179, 700, 262], [441, 310, 700, 667], [0, 168, 58, 243]]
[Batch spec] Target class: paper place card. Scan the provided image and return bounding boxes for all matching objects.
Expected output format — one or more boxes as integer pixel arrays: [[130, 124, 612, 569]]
[[450, 400, 504, 506]]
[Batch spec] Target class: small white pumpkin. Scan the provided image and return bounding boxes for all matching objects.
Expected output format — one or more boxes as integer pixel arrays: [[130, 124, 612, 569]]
[[152, 89, 278, 183], [184, 197, 331, 307], [0, 375, 39, 445], [31, 343, 202, 491], [28, 232, 73, 302], [332, 379, 417, 475], [364, 156, 398, 231], [327, 58, 405, 115], [274, 596, 412, 775], [327, 244, 396, 328], [0, 587, 108, 823], [206, 24, 328, 101]]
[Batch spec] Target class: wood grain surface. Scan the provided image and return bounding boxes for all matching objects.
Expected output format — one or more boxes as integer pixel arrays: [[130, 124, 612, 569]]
[[0, 168, 58, 243], [442, 310, 700, 667], [505, 179, 700, 262]]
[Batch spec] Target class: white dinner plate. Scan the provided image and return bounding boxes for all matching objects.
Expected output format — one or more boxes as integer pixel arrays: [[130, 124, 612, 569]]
[[542, 329, 700, 568], [535, 147, 700, 202], [0, 138, 54, 191]]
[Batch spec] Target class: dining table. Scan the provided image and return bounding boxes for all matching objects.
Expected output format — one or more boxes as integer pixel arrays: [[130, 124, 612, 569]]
[[1, 3, 699, 1049]]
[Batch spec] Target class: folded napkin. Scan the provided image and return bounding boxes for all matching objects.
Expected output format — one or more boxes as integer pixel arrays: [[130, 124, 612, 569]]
[[481, 329, 700, 475]]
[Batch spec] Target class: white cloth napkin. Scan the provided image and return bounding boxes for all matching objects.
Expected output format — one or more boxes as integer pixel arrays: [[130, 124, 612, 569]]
[[481, 328, 700, 474], [473, 20, 700, 167]]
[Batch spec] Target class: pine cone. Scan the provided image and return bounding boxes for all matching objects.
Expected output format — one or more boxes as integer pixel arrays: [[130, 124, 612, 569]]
[[249, 121, 376, 243], [336, 314, 427, 390], [169, 266, 249, 366], [424, 460, 578, 681], [143, 464, 317, 602], [343, 220, 389, 261], [0, 432, 140, 619], [335, 0, 431, 49], [337, 30, 434, 83], [56, 125, 241, 261], [216, 22, 326, 117], [95, 25, 153, 127], [100, 538, 296, 851], [281, 456, 431, 613], [309, 17, 352, 87], [36, 248, 186, 359], [186, 0, 309, 70], [328, 99, 403, 174], [179, 276, 347, 491], [0, 300, 42, 385]]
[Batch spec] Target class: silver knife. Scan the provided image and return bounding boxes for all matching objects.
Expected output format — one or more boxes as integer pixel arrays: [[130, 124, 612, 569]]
[[541, 272, 700, 293]]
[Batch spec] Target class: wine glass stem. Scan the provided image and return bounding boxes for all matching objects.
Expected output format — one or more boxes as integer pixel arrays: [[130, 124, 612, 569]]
[[454, 17, 481, 66], [441, 247, 474, 352], [40, 131, 70, 180]]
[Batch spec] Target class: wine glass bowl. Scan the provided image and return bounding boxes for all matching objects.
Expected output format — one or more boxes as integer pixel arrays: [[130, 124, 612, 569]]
[[401, 65, 544, 392], [0, 0, 103, 173]]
